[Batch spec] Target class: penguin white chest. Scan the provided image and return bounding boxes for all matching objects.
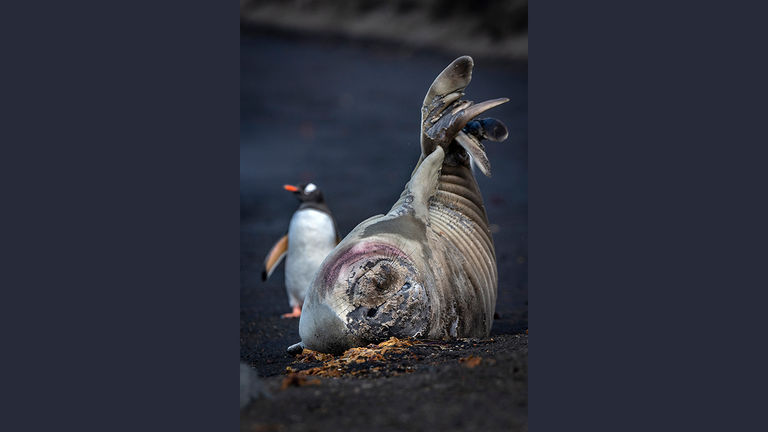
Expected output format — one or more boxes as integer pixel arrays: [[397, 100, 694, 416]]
[[285, 209, 336, 306]]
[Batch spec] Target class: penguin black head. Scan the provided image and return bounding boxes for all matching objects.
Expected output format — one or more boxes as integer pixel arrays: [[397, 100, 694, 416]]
[[283, 183, 325, 204]]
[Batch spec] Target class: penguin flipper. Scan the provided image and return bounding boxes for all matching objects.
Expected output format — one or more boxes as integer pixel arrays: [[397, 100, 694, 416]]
[[262, 234, 288, 281]]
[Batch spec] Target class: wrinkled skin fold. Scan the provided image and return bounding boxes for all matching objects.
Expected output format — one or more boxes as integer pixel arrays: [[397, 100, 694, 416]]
[[298, 56, 509, 354]]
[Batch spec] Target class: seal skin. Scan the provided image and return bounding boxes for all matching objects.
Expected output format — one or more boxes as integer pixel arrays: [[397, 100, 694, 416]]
[[299, 56, 509, 354]]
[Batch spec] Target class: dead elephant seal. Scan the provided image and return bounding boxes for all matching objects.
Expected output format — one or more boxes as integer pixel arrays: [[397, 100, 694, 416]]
[[297, 56, 510, 354]]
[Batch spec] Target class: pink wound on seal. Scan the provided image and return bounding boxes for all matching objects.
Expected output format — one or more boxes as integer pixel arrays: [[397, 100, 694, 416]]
[[319, 242, 406, 295]]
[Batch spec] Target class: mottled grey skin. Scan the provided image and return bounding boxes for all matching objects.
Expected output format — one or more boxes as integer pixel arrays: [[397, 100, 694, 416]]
[[298, 56, 509, 354]]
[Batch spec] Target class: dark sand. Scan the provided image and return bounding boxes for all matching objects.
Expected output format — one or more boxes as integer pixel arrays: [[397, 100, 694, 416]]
[[240, 31, 528, 431]]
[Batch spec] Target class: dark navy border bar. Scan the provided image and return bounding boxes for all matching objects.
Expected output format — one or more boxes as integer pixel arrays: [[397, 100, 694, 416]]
[[532, 1, 768, 431], [1, 0, 239, 430]]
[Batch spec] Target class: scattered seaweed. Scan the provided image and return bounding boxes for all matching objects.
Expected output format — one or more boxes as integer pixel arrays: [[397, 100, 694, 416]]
[[459, 355, 483, 368], [283, 336, 515, 379], [286, 337, 417, 378], [280, 373, 322, 389]]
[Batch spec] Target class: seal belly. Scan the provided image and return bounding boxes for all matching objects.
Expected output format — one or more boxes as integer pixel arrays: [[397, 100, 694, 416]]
[[425, 163, 497, 338], [285, 209, 337, 307]]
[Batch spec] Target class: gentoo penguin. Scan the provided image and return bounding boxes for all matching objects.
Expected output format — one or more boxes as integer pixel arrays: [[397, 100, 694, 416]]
[[294, 56, 510, 354], [262, 182, 339, 318]]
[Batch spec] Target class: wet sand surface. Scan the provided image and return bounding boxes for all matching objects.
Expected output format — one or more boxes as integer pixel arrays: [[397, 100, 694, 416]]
[[240, 31, 528, 431]]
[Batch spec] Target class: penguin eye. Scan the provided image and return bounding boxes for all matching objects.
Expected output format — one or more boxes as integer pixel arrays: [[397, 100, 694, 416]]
[[304, 183, 317, 193]]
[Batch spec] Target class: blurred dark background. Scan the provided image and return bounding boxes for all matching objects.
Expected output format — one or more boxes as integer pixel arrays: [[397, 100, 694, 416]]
[[240, 0, 528, 60], [240, 0, 527, 374]]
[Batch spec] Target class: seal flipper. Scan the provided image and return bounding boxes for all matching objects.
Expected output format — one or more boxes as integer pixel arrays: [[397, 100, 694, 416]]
[[456, 131, 491, 177], [287, 341, 305, 356], [457, 117, 510, 177], [464, 118, 509, 143], [398, 146, 445, 224], [421, 56, 473, 156], [422, 56, 473, 120], [262, 234, 288, 281], [423, 94, 509, 157], [420, 55, 510, 158]]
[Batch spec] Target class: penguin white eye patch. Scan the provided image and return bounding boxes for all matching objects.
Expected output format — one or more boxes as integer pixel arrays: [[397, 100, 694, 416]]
[[304, 183, 317, 193]]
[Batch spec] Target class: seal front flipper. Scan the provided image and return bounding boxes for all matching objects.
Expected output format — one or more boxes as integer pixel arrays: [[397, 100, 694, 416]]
[[286, 341, 305, 356], [262, 234, 288, 281], [395, 146, 445, 224]]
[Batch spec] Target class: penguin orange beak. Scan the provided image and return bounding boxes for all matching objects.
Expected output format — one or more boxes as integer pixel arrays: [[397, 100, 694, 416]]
[[283, 184, 299, 192]]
